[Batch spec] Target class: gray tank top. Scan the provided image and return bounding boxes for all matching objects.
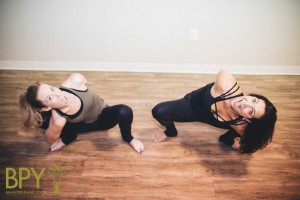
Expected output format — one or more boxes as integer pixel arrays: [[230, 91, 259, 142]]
[[55, 86, 107, 123]]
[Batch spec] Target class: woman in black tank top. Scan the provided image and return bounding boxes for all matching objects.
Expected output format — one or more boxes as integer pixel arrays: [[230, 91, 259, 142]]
[[152, 70, 277, 154]]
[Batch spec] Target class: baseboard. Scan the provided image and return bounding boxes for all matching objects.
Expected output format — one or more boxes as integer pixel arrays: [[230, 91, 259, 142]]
[[0, 61, 299, 75]]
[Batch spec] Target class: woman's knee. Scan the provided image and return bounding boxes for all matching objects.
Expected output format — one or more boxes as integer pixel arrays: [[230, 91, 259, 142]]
[[152, 103, 165, 120], [117, 104, 133, 119]]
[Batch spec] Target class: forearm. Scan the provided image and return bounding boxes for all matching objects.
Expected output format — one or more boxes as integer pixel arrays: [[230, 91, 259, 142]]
[[40, 110, 74, 144], [45, 129, 61, 144], [45, 109, 67, 144]]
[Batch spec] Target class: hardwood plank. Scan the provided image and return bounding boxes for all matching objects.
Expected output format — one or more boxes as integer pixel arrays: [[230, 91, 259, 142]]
[[0, 70, 299, 200]]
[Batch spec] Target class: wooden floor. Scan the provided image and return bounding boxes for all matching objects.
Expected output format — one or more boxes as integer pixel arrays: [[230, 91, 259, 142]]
[[0, 70, 299, 200]]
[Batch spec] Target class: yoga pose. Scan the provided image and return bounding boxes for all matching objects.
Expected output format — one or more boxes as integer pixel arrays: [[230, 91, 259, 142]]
[[152, 70, 277, 154], [19, 73, 144, 153]]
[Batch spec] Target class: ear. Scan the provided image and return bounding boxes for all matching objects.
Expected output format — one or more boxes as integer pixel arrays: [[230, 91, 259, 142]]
[[41, 107, 51, 112], [244, 118, 251, 123]]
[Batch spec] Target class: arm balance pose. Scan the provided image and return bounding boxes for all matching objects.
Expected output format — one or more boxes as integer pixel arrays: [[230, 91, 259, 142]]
[[152, 70, 277, 154], [19, 73, 144, 153]]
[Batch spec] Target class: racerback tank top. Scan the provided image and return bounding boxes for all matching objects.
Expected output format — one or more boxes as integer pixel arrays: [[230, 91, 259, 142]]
[[55, 86, 107, 124], [190, 82, 247, 128]]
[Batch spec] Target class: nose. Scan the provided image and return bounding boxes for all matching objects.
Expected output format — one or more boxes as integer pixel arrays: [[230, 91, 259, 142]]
[[54, 92, 63, 100], [58, 93, 64, 101], [243, 99, 254, 108]]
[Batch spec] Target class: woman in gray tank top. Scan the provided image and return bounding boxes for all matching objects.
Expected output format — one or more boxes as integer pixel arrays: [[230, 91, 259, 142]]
[[19, 73, 144, 153]]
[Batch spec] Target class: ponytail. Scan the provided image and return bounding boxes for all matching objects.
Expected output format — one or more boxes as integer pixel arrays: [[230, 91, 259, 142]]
[[19, 82, 45, 127]]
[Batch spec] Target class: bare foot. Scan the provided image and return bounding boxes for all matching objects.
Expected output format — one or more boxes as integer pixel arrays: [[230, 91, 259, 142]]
[[130, 138, 144, 153], [50, 138, 66, 152], [153, 132, 167, 143]]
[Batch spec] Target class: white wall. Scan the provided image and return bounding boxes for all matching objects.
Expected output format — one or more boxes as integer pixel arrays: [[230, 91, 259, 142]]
[[0, 0, 300, 73]]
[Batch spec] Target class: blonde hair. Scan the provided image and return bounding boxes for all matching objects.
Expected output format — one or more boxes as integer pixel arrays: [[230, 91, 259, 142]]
[[19, 82, 45, 127]]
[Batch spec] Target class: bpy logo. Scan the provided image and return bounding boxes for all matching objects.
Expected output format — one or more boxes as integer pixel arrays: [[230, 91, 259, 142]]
[[48, 166, 65, 195], [5, 166, 66, 196]]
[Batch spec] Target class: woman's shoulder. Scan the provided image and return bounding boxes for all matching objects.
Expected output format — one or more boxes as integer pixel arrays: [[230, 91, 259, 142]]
[[212, 69, 239, 95], [61, 73, 88, 90]]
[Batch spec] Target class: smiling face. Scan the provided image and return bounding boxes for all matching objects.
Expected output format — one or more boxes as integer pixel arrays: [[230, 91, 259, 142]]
[[230, 95, 266, 119], [36, 84, 69, 110]]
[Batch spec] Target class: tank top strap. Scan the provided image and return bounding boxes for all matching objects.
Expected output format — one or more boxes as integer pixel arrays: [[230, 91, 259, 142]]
[[218, 82, 239, 98], [55, 87, 83, 120], [211, 82, 247, 126], [215, 82, 243, 102], [211, 106, 249, 125]]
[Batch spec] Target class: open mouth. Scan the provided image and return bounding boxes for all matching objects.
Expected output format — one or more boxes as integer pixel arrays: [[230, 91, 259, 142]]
[[236, 99, 243, 108]]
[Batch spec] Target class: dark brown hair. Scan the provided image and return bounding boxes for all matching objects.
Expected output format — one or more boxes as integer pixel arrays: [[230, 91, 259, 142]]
[[239, 94, 277, 154]]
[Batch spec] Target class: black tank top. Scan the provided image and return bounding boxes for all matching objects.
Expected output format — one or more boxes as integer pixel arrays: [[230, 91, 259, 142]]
[[190, 82, 247, 129]]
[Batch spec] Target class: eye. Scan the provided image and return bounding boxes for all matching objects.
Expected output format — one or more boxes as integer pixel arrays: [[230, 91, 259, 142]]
[[50, 86, 55, 91], [248, 109, 254, 116], [252, 98, 257, 103], [48, 95, 54, 101]]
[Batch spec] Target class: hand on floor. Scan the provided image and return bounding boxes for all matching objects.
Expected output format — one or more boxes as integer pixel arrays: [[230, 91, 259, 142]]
[[50, 138, 66, 152], [232, 137, 241, 150]]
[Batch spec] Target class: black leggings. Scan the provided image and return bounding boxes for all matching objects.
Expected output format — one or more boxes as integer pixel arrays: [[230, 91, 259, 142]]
[[41, 104, 134, 145], [152, 96, 241, 147], [152, 97, 201, 137]]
